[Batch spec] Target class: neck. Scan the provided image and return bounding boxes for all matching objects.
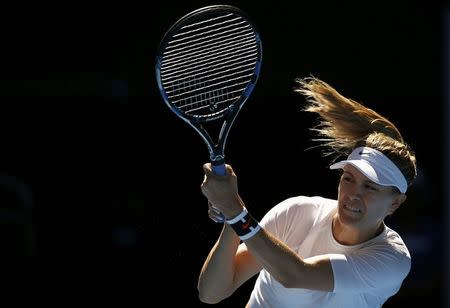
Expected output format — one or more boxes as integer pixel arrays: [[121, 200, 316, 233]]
[[332, 214, 384, 245]]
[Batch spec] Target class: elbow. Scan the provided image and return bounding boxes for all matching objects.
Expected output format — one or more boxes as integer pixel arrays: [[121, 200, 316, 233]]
[[197, 284, 233, 304], [275, 274, 299, 289], [197, 285, 224, 304], [197, 289, 224, 304], [198, 294, 222, 304], [278, 279, 295, 289]]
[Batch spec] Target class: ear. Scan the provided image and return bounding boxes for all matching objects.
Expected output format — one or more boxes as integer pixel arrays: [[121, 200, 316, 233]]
[[387, 194, 407, 215]]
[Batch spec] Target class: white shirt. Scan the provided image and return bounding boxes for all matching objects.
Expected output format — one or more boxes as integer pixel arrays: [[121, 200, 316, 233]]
[[246, 196, 411, 308]]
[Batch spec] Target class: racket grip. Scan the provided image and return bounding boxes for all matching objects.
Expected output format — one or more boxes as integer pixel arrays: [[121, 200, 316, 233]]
[[212, 163, 227, 176]]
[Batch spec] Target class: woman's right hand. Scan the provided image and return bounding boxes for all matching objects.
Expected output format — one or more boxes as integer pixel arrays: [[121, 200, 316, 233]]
[[208, 201, 225, 223], [201, 163, 243, 219]]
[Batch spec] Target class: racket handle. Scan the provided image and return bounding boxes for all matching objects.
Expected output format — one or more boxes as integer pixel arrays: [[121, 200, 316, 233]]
[[212, 163, 226, 176], [210, 162, 226, 223]]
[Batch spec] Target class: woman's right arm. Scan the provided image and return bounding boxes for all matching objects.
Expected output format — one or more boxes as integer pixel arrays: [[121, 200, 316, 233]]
[[197, 223, 263, 304]]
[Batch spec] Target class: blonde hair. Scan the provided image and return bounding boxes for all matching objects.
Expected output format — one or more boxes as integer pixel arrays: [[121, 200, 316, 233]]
[[295, 77, 417, 187]]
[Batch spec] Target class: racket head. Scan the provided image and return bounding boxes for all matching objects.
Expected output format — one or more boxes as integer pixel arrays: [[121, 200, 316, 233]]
[[155, 5, 262, 124]]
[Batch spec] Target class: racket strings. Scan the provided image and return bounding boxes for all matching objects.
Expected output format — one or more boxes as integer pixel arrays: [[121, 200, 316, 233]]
[[173, 79, 250, 104], [161, 28, 257, 78], [171, 15, 241, 41], [161, 52, 257, 82], [160, 11, 260, 119], [165, 24, 251, 58], [178, 12, 233, 29], [162, 31, 255, 63], [161, 35, 256, 71], [183, 88, 240, 117], [163, 60, 256, 86], [166, 67, 254, 97]]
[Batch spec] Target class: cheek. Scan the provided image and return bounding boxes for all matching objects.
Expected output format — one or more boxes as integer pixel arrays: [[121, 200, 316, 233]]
[[337, 182, 345, 196], [366, 199, 390, 217]]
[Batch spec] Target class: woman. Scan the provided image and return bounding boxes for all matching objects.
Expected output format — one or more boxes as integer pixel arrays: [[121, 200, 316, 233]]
[[198, 77, 417, 307]]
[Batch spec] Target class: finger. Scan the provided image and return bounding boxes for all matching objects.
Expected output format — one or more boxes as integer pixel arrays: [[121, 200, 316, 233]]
[[201, 174, 207, 186], [208, 208, 225, 223], [225, 164, 236, 176], [203, 163, 212, 174], [209, 204, 222, 215], [208, 201, 225, 222]]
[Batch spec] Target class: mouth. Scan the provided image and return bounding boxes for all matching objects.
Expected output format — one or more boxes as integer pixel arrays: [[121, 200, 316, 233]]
[[343, 204, 362, 214]]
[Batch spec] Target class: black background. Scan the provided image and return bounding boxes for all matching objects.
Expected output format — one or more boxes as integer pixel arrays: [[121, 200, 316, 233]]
[[0, 0, 445, 306]]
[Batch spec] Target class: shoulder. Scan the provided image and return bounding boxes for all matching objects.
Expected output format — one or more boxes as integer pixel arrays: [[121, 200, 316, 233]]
[[380, 226, 411, 260], [355, 226, 411, 277], [332, 229, 411, 294], [359, 225, 411, 259], [272, 195, 336, 215], [261, 195, 336, 226]]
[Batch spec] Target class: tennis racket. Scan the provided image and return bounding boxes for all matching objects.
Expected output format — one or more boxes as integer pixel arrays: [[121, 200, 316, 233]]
[[155, 5, 262, 176]]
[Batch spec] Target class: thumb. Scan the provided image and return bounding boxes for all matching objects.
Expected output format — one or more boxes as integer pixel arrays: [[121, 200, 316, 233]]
[[225, 164, 234, 175], [203, 163, 212, 174]]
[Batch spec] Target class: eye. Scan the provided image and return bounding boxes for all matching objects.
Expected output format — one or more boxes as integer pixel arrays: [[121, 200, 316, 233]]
[[341, 176, 352, 183], [364, 184, 379, 192]]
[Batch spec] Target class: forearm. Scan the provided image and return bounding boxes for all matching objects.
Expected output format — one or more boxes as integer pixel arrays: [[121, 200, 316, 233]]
[[244, 227, 333, 291], [244, 228, 306, 287], [197, 223, 241, 303]]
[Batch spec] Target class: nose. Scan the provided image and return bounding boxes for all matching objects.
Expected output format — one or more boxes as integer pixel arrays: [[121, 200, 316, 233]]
[[349, 194, 360, 201], [348, 184, 362, 201]]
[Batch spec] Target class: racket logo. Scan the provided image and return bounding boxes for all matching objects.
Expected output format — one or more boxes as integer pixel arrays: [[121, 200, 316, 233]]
[[209, 102, 218, 111]]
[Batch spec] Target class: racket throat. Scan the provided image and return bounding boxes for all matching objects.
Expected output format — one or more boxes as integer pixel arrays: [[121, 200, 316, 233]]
[[210, 153, 225, 166], [207, 136, 226, 165], [195, 118, 229, 164], [210, 151, 226, 176]]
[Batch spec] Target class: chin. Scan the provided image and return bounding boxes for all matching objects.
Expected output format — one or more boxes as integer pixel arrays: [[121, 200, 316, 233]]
[[337, 206, 362, 226]]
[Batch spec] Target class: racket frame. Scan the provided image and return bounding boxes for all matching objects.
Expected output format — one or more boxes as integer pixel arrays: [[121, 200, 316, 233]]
[[155, 5, 262, 172]]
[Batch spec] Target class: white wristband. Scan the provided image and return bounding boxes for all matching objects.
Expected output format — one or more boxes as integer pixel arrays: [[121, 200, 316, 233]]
[[226, 207, 249, 224], [239, 223, 262, 241], [226, 207, 261, 241]]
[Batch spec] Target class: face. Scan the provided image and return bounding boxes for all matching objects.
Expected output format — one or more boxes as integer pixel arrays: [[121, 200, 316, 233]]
[[336, 164, 406, 232]]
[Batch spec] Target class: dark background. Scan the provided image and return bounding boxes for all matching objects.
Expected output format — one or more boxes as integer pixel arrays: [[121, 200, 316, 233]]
[[0, 0, 446, 306]]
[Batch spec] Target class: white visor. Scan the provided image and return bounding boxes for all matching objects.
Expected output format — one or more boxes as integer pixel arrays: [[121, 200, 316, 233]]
[[329, 146, 408, 193]]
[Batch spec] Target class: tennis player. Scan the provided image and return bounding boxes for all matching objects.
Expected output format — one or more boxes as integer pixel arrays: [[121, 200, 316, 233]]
[[198, 77, 417, 307]]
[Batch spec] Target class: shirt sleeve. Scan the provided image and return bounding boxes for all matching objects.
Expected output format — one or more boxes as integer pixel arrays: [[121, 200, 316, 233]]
[[258, 196, 318, 244], [329, 246, 411, 294]]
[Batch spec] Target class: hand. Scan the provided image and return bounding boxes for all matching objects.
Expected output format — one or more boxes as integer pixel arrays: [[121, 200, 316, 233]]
[[201, 163, 243, 219], [208, 201, 225, 223]]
